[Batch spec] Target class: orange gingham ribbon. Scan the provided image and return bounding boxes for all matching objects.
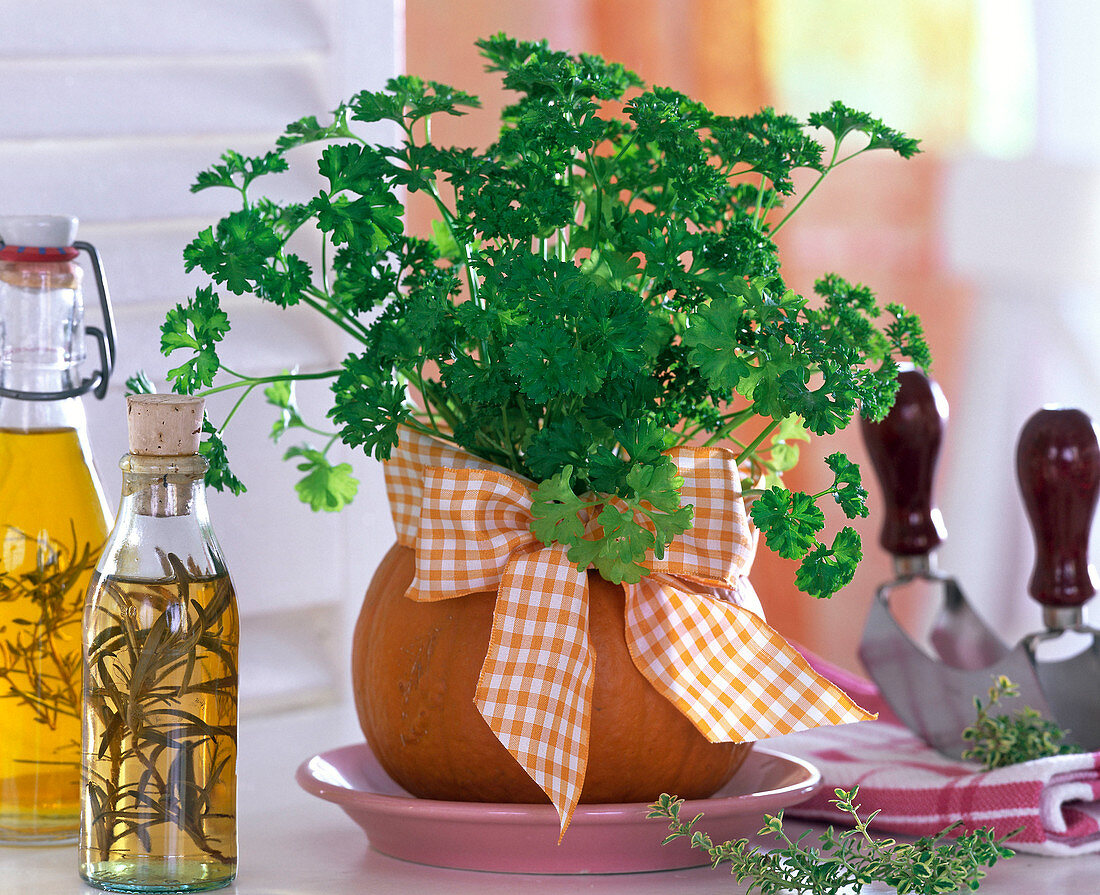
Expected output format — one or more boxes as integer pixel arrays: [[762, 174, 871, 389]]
[[384, 426, 873, 833]]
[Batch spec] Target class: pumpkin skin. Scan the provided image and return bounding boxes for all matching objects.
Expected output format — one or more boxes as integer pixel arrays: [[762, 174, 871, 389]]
[[351, 543, 752, 804]]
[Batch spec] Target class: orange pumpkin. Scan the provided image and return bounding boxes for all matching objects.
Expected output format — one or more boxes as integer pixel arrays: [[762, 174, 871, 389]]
[[352, 543, 752, 804]]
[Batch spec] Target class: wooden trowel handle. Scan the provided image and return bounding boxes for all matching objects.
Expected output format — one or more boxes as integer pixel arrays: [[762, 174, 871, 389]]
[[860, 368, 948, 557], [1016, 407, 1100, 610]]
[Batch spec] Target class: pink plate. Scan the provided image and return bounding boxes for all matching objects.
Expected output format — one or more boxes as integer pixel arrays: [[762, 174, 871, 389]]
[[295, 743, 821, 874]]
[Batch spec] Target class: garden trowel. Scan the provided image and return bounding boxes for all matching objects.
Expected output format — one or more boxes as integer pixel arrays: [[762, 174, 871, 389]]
[[857, 373, 1100, 758]]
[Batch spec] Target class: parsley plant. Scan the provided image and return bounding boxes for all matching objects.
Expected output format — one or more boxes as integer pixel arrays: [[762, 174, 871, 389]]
[[156, 34, 928, 596]]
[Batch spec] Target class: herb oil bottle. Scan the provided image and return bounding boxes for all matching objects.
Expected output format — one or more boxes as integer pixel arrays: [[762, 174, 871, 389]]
[[0, 215, 115, 844], [81, 395, 238, 892]]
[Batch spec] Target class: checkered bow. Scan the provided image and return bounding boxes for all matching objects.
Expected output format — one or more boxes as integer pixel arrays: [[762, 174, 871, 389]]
[[384, 426, 872, 834]]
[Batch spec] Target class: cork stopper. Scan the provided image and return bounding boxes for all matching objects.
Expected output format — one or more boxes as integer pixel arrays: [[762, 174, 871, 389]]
[[127, 394, 205, 455]]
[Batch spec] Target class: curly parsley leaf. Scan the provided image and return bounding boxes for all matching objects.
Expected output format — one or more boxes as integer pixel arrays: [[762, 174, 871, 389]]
[[569, 503, 656, 585], [825, 452, 869, 519], [808, 100, 922, 158], [284, 445, 359, 512], [795, 526, 862, 599], [750, 487, 825, 560], [330, 355, 411, 460], [184, 209, 281, 295], [265, 374, 307, 442], [529, 458, 691, 584], [199, 419, 246, 496], [124, 370, 156, 396], [276, 106, 354, 151], [191, 150, 288, 194], [529, 466, 590, 547], [622, 460, 693, 558], [161, 285, 230, 394], [350, 75, 480, 126]]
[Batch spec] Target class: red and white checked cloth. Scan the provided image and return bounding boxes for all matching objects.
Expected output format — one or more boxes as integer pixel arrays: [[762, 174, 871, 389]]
[[383, 426, 873, 835], [777, 650, 1100, 856]]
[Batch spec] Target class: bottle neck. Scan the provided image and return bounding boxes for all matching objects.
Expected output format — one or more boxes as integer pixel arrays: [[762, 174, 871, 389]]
[[120, 454, 210, 519], [0, 365, 87, 431], [0, 259, 87, 405], [99, 453, 226, 583]]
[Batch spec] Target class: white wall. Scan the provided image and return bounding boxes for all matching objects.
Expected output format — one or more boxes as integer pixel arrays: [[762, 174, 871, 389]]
[[0, 0, 402, 713]]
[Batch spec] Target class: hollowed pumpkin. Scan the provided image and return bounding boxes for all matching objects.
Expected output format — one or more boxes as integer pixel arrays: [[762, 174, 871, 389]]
[[351, 543, 752, 804]]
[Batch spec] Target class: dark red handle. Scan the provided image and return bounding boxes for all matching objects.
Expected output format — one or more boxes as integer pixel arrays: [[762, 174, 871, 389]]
[[860, 368, 948, 556], [1016, 407, 1100, 609]]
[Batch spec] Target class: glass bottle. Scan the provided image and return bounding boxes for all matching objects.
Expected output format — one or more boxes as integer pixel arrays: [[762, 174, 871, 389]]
[[0, 215, 116, 844], [81, 395, 239, 892]]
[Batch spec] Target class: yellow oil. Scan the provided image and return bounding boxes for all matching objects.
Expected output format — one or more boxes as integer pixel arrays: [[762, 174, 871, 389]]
[[0, 427, 110, 842], [81, 570, 238, 892]]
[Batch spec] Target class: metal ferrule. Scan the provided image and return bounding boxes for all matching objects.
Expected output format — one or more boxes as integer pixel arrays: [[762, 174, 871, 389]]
[[1043, 605, 1085, 631], [892, 554, 934, 578]]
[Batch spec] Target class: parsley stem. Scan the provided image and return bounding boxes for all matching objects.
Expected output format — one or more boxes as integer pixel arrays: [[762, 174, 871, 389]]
[[752, 174, 767, 229], [696, 406, 758, 448], [584, 148, 604, 249], [610, 131, 638, 165], [412, 360, 440, 436], [217, 364, 248, 380], [218, 381, 257, 431], [300, 290, 371, 343], [300, 421, 338, 440], [500, 405, 520, 469], [399, 117, 484, 312], [770, 139, 843, 236], [399, 416, 461, 446], [197, 370, 340, 398], [420, 378, 463, 434], [414, 168, 490, 364], [731, 419, 780, 465]]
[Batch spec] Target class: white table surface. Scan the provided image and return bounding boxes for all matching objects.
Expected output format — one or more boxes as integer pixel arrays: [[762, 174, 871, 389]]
[[4, 702, 1099, 895]]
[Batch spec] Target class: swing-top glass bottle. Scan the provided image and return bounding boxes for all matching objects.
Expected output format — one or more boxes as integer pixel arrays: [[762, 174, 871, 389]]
[[0, 215, 116, 844]]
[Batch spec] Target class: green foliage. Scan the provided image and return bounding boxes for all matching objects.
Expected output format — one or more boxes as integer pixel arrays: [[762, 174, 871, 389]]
[[284, 445, 359, 512], [649, 786, 1015, 895], [962, 676, 1081, 770], [749, 452, 867, 598], [264, 376, 306, 442], [124, 370, 156, 396], [160, 286, 230, 393], [198, 419, 246, 496], [158, 33, 927, 595]]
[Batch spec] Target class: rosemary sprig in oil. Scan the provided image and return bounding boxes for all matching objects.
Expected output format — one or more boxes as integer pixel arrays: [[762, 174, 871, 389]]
[[0, 523, 100, 730], [83, 553, 238, 863]]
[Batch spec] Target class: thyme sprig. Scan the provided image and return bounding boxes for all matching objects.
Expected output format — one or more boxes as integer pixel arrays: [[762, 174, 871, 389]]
[[961, 676, 1081, 770], [649, 786, 1014, 894]]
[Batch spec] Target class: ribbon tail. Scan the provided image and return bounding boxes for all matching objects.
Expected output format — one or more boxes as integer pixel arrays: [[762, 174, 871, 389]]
[[474, 545, 593, 838], [625, 576, 874, 743]]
